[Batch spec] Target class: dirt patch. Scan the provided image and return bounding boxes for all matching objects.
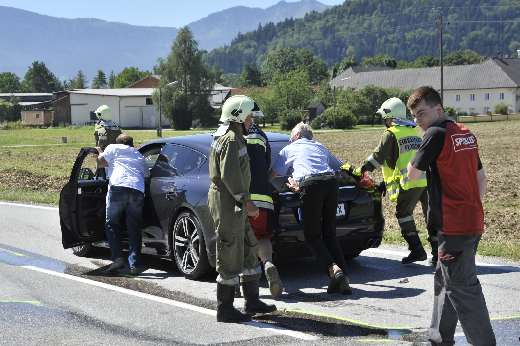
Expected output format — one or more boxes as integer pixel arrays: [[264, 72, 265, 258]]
[[0, 168, 65, 192]]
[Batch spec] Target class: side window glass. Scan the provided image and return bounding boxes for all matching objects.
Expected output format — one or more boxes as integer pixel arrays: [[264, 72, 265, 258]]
[[141, 145, 164, 178], [78, 153, 98, 181], [162, 145, 205, 176]]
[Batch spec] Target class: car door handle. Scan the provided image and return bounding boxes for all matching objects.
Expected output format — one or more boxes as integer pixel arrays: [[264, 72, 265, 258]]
[[165, 191, 177, 200]]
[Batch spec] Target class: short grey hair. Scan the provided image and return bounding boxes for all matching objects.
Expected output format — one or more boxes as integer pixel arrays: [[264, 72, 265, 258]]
[[291, 122, 313, 140]]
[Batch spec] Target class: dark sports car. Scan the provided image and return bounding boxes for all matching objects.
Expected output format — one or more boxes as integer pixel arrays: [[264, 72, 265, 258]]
[[59, 132, 384, 279]]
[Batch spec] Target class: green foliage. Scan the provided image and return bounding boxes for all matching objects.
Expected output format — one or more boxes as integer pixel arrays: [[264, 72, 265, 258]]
[[322, 106, 358, 129], [153, 27, 214, 130], [22, 61, 62, 92], [114, 67, 149, 88], [206, 0, 520, 74], [239, 64, 262, 87], [108, 71, 116, 88], [272, 70, 313, 112], [247, 87, 278, 125], [70, 70, 87, 89], [314, 80, 335, 108], [0, 72, 21, 93], [362, 54, 397, 68], [444, 106, 457, 118], [495, 103, 508, 115], [279, 109, 304, 131], [444, 49, 482, 65], [261, 47, 328, 84], [91, 70, 107, 89], [0, 100, 21, 122]]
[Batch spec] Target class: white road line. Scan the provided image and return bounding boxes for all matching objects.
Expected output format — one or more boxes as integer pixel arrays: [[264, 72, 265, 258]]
[[0, 201, 58, 211], [22, 265, 317, 341]]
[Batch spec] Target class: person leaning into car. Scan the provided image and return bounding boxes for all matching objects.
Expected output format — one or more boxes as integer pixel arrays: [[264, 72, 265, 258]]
[[95, 133, 145, 275], [208, 95, 276, 323], [272, 122, 352, 295]]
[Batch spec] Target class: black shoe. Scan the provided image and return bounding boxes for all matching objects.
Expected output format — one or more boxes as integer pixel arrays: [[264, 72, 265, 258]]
[[234, 284, 242, 298], [402, 248, 428, 264], [106, 257, 126, 272], [217, 283, 251, 323], [242, 279, 277, 315], [128, 266, 142, 276], [428, 256, 438, 267], [327, 270, 352, 295]]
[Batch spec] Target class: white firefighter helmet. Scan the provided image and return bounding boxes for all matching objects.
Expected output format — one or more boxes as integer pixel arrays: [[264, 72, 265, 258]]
[[219, 95, 264, 123], [376, 97, 407, 120], [94, 105, 112, 121]]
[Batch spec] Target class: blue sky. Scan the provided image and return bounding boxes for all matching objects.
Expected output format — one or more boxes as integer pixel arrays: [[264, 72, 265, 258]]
[[0, 0, 344, 27]]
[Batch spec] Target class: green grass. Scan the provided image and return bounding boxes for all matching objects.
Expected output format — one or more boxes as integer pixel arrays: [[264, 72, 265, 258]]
[[1, 121, 519, 261]]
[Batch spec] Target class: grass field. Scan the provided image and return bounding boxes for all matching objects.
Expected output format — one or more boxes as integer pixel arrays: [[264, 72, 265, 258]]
[[1, 121, 518, 260]]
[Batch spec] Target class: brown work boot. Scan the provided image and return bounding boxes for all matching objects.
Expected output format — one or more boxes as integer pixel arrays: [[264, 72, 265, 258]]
[[264, 261, 283, 298], [327, 264, 352, 295]]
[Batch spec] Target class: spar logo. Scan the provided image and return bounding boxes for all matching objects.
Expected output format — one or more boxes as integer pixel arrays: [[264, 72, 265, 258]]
[[451, 133, 477, 152]]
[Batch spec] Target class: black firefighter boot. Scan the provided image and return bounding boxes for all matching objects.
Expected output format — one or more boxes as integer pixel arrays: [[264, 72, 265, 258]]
[[429, 238, 439, 267], [242, 277, 277, 315], [402, 232, 427, 264], [216, 283, 251, 323]]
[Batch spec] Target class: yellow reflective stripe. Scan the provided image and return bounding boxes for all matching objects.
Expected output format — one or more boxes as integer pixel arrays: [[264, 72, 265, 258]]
[[252, 201, 274, 210], [398, 216, 414, 224], [246, 138, 266, 148], [250, 193, 273, 204]]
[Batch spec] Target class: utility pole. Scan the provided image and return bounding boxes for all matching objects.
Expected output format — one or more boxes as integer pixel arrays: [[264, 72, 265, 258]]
[[438, 11, 444, 104]]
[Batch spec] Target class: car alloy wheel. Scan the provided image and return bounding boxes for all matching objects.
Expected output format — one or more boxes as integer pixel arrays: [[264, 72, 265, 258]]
[[172, 211, 209, 279]]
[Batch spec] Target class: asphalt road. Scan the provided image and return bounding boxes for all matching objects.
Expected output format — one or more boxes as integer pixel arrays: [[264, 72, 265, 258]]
[[1, 201, 519, 345]]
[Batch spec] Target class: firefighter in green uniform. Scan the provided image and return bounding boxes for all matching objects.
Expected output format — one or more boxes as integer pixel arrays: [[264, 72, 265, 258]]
[[94, 105, 121, 150], [208, 95, 276, 323], [342, 97, 434, 264]]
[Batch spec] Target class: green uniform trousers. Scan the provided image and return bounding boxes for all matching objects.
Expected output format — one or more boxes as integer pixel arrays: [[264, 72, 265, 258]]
[[208, 186, 260, 286], [395, 187, 425, 237]]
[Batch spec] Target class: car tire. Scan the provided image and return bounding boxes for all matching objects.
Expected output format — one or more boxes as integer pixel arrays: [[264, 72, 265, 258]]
[[171, 211, 210, 280], [71, 243, 93, 257]]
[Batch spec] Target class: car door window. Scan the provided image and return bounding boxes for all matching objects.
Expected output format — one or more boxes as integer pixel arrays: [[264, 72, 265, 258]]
[[161, 144, 206, 176], [78, 153, 99, 181], [140, 145, 164, 178]]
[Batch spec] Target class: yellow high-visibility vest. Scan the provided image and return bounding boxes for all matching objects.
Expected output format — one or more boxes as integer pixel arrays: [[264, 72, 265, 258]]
[[382, 125, 427, 202]]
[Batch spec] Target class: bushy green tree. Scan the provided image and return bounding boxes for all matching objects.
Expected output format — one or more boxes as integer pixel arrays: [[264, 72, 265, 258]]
[[0, 99, 21, 122], [114, 67, 149, 88], [0, 72, 21, 93], [70, 70, 87, 89], [22, 61, 62, 92], [322, 106, 357, 129], [279, 109, 304, 131], [362, 54, 397, 68], [444, 49, 482, 66], [272, 70, 313, 112], [108, 71, 116, 88], [91, 70, 107, 89], [239, 64, 262, 87], [262, 47, 328, 84], [153, 27, 214, 130]]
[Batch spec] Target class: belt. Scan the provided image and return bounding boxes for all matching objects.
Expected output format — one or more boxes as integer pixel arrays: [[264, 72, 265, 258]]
[[299, 172, 335, 185]]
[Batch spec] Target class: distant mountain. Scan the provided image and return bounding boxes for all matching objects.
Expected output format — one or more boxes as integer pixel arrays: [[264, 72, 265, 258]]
[[206, 0, 520, 74], [188, 0, 330, 50], [0, 1, 330, 80]]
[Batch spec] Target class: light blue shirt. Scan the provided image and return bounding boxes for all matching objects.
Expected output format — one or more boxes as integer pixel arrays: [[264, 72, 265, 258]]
[[100, 144, 146, 193], [273, 138, 342, 182]]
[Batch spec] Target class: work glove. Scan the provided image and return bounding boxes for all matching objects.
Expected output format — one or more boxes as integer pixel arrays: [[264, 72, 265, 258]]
[[358, 171, 375, 189], [340, 162, 362, 178]]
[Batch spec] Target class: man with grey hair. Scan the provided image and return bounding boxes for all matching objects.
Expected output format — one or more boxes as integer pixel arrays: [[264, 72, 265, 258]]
[[272, 122, 352, 295]]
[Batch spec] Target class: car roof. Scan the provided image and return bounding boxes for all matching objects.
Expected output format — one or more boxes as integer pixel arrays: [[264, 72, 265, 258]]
[[141, 131, 289, 155]]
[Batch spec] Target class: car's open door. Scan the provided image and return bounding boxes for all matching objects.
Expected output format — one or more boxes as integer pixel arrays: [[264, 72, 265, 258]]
[[59, 147, 107, 249]]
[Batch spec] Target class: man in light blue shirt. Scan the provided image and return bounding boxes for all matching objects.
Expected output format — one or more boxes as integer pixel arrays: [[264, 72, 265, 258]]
[[97, 133, 145, 275], [273, 122, 352, 295]]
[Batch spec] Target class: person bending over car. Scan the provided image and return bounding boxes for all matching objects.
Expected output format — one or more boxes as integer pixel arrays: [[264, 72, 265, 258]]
[[96, 133, 146, 275], [272, 122, 352, 295]]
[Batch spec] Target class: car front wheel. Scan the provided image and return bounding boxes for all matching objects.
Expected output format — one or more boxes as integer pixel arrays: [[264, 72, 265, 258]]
[[171, 211, 210, 280]]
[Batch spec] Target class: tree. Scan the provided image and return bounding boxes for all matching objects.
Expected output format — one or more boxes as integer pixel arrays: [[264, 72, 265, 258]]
[[108, 71, 116, 88], [239, 64, 262, 87], [0, 72, 21, 93], [22, 61, 62, 92], [91, 70, 107, 89], [272, 70, 313, 129], [114, 67, 149, 88], [70, 70, 87, 89], [262, 47, 328, 84], [153, 27, 214, 130], [362, 54, 397, 68], [444, 49, 482, 66]]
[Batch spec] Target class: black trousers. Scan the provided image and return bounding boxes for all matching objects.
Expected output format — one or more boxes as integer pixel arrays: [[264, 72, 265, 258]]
[[300, 177, 346, 273]]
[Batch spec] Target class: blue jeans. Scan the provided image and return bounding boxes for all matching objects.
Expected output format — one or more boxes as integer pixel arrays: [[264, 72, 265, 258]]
[[105, 186, 144, 267]]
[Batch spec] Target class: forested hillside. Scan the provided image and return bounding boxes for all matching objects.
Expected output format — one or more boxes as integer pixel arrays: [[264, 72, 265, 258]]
[[207, 0, 520, 73]]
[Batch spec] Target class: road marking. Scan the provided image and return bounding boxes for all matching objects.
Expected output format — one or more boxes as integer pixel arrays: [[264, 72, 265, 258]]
[[365, 248, 520, 269], [0, 300, 42, 306], [0, 201, 58, 211], [285, 308, 413, 330], [0, 247, 26, 257], [358, 339, 397, 344], [491, 314, 520, 321], [21, 265, 317, 341]]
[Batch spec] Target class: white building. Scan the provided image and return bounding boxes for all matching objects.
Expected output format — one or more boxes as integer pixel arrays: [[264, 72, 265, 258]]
[[331, 58, 520, 115], [69, 88, 158, 128]]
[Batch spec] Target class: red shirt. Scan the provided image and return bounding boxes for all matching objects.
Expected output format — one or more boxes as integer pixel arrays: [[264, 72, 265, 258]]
[[412, 120, 484, 235]]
